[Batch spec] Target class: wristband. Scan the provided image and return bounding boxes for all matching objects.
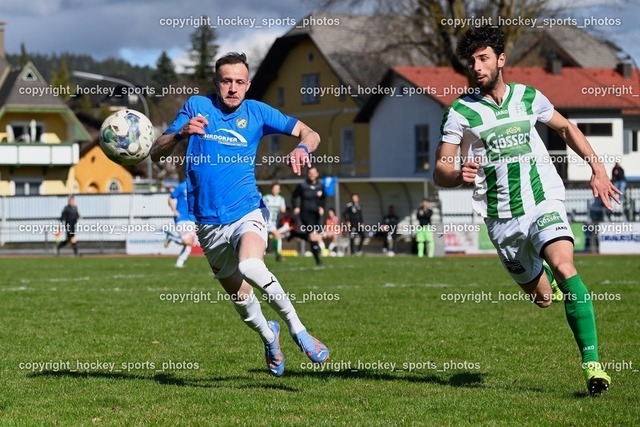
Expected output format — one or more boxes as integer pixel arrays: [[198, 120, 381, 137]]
[[174, 132, 187, 142], [295, 144, 309, 153]]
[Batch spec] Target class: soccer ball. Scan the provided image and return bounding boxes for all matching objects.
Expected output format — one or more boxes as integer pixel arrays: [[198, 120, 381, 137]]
[[99, 109, 154, 166]]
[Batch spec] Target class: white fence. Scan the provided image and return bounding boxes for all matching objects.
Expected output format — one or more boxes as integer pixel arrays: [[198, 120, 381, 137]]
[[0, 193, 173, 245], [437, 187, 640, 224]]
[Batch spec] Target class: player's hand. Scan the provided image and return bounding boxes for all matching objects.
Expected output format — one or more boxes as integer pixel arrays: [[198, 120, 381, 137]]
[[591, 169, 621, 211], [287, 147, 311, 175], [180, 116, 208, 138], [460, 161, 480, 184], [293, 207, 300, 216]]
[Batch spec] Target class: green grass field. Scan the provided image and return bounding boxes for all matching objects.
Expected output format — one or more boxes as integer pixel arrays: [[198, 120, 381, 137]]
[[0, 254, 638, 426]]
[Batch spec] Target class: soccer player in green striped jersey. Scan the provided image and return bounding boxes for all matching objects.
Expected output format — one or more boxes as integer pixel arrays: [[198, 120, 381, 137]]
[[435, 26, 622, 396]]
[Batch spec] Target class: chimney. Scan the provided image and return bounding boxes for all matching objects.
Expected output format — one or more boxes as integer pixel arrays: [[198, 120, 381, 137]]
[[0, 21, 6, 58], [547, 58, 562, 75], [616, 62, 632, 79]]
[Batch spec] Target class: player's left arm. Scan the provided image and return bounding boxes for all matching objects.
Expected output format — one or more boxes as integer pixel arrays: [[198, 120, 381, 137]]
[[285, 121, 319, 175], [545, 110, 621, 209]]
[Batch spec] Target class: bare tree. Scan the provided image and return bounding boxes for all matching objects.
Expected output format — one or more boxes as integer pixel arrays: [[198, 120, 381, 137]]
[[314, 0, 556, 73]]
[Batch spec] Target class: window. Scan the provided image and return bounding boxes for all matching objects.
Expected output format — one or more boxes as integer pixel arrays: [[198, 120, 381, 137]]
[[269, 135, 280, 154], [340, 127, 354, 164], [577, 122, 612, 136], [14, 180, 42, 196], [9, 121, 44, 143], [625, 129, 639, 154], [301, 74, 320, 104], [22, 67, 38, 81], [415, 125, 430, 171], [276, 87, 284, 107], [108, 179, 122, 193]]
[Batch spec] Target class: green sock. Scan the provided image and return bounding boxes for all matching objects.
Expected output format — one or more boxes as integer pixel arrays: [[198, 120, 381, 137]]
[[558, 275, 599, 364], [272, 239, 279, 256]]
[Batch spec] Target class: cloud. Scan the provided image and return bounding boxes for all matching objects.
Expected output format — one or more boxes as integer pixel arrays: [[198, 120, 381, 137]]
[[1, 0, 309, 64]]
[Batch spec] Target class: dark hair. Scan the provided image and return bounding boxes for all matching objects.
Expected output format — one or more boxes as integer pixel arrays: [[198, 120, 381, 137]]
[[215, 52, 249, 79], [456, 26, 505, 61]]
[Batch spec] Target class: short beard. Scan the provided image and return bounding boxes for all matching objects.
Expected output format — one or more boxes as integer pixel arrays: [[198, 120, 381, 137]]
[[478, 68, 500, 93]]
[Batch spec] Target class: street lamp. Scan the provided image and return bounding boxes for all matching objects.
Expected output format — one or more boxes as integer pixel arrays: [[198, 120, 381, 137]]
[[72, 70, 153, 187]]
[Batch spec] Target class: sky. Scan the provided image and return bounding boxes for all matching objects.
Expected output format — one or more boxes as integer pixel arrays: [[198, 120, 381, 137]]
[[0, 0, 639, 73]]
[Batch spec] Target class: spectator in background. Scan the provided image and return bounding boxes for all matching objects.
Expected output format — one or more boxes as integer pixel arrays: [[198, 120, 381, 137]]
[[344, 194, 365, 256], [611, 162, 626, 203], [263, 182, 287, 262], [322, 208, 341, 256], [291, 167, 325, 266], [381, 205, 399, 256], [56, 195, 80, 257], [416, 198, 434, 258]]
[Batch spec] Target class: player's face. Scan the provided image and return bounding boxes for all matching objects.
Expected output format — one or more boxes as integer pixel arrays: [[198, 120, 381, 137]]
[[308, 168, 319, 182], [216, 63, 251, 110], [467, 46, 505, 92]]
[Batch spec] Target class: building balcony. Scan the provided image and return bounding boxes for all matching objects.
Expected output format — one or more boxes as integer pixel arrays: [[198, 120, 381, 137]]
[[0, 143, 79, 166]]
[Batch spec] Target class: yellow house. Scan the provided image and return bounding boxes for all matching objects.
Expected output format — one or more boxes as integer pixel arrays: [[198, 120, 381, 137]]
[[0, 55, 91, 195], [248, 14, 431, 179], [0, 22, 132, 195]]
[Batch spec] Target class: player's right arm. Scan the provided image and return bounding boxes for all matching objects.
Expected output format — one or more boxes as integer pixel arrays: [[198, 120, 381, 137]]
[[434, 103, 479, 187], [291, 185, 301, 216], [434, 142, 478, 187], [168, 196, 178, 218], [150, 116, 208, 162]]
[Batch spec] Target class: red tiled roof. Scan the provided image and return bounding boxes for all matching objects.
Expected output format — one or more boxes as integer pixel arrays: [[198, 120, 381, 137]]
[[393, 66, 640, 113]]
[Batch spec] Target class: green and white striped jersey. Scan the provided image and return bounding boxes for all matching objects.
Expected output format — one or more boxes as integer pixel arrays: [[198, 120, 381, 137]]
[[440, 83, 565, 219], [263, 193, 285, 227]]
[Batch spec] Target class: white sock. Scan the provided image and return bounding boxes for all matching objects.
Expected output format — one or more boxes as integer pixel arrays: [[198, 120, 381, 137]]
[[232, 293, 274, 344], [238, 258, 305, 335], [328, 242, 336, 251], [319, 240, 326, 250], [177, 245, 192, 265]]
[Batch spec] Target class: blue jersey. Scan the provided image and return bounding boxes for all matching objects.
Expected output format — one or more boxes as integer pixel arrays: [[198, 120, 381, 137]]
[[164, 95, 297, 224], [170, 181, 190, 223]]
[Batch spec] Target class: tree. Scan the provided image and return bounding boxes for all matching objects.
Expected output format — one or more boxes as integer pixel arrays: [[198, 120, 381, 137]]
[[19, 42, 28, 66], [50, 59, 72, 101], [315, 0, 555, 74], [152, 50, 178, 91], [188, 21, 219, 82]]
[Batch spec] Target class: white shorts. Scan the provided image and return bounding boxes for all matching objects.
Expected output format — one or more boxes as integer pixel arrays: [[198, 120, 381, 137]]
[[485, 199, 574, 285], [197, 208, 269, 279]]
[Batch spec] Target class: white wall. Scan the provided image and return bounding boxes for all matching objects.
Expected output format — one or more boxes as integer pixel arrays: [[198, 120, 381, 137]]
[[369, 76, 444, 179], [567, 115, 624, 181]]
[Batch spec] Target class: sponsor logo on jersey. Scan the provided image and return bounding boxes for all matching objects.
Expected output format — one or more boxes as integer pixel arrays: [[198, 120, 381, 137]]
[[514, 102, 527, 115], [480, 119, 532, 161], [494, 109, 509, 118], [536, 211, 563, 229], [203, 129, 248, 146]]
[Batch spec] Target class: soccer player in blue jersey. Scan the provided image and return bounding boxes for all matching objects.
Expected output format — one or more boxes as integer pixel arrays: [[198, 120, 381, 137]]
[[150, 52, 329, 377], [435, 26, 620, 396], [163, 180, 197, 268]]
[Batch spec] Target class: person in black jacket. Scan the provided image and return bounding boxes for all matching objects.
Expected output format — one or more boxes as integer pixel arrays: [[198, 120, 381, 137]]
[[290, 167, 325, 266], [344, 193, 365, 255], [57, 195, 81, 256]]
